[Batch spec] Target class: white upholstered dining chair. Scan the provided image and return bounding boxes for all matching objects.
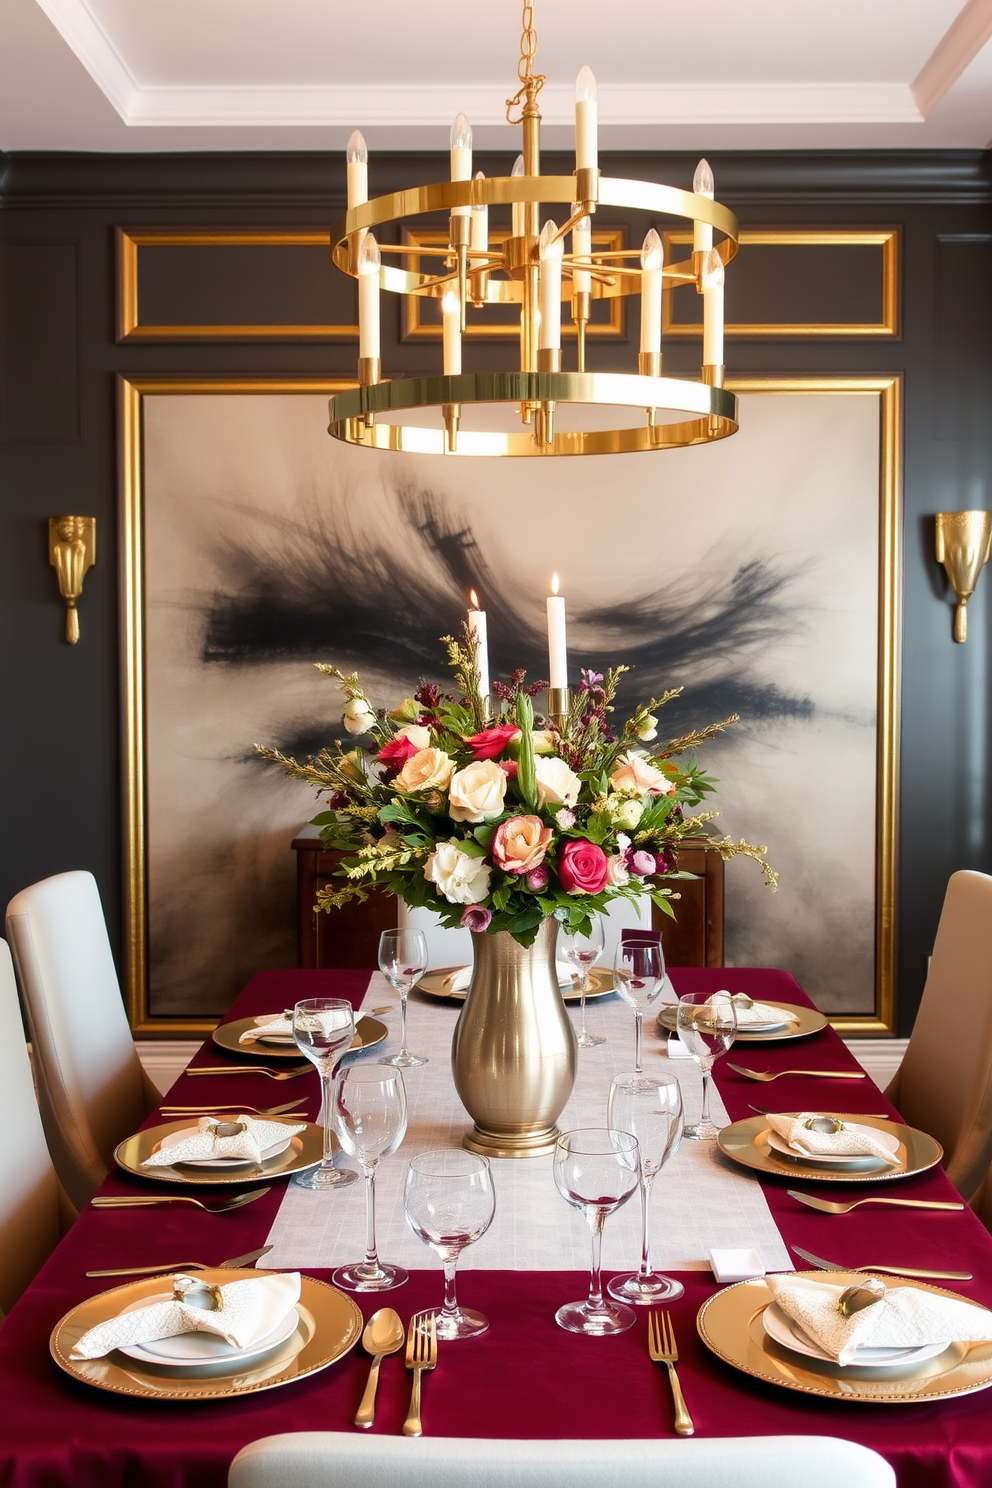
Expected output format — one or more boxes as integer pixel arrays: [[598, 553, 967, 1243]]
[[228, 1432, 895, 1488], [0, 938, 71, 1320], [5, 870, 158, 1211], [885, 869, 992, 1201]]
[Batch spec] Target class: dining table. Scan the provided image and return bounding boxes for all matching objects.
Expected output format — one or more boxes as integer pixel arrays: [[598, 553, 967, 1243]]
[[1, 964, 991, 1488]]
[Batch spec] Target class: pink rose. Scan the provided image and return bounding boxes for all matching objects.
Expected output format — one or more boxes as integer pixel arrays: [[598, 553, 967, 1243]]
[[492, 815, 553, 875], [461, 905, 492, 932], [525, 866, 549, 891], [499, 759, 519, 781], [463, 724, 521, 760], [559, 839, 609, 895], [377, 735, 420, 772], [629, 850, 657, 877], [609, 753, 674, 796]]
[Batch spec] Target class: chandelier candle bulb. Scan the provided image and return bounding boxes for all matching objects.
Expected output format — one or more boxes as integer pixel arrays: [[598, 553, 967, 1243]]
[[693, 158, 714, 255], [471, 172, 489, 254], [639, 228, 664, 358], [467, 590, 490, 698], [702, 248, 725, 370], [571, 210, 592, 297], [442, 286, 462, 376], [357, 233, 381, 361], [574, 66, 598, 174], [547, 573, 568, 690], [346, 130, 368, 209], [539, 222, 564, 351], [511, 154, 526, 237], [450, 113, 473, 217]]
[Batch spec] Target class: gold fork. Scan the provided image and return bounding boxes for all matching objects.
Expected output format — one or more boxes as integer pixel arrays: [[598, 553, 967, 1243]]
[[788, 1189, 965, 1215], [647, 1311, 694, 1436], [185, 1065, 311, 1082], [728, 1062, 865, 1082], [91, 1186, 270, 1214], [159, 1098, 308, 1117], [402, 1312, 438, 1436]]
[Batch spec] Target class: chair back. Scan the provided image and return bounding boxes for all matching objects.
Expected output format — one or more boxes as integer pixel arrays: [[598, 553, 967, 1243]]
[[0, 938, 65, 1317], [6, 870, 151, 1210], [229, 1433, 895, 1488], [886, 869, 992, 1199]]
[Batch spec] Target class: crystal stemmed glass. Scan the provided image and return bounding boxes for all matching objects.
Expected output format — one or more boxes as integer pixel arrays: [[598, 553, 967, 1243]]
[[561, 914, 606, 1048], [291, 998, 358, 1190], [552, 1127, 640, 1335], [404, 1150, 496, 1339], [612, 941, 666, 1074], [378, 929, 429, 1068], [332, 1064, 409, 1291], [606, 1071, 684, 1304], [676, 990, 738, 1140]]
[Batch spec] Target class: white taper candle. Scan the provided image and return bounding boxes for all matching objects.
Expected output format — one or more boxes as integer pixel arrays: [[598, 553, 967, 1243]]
[[547, 572, 568, 689]]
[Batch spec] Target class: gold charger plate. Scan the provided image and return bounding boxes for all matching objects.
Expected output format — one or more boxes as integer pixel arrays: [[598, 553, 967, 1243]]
[[211, 1014, 387, 1061], [697, 1272, 992, 1404], [51, 1269, 363, 1401], [416, 966, 615, 1002], [657, 998, 826, 1042], [717, 1112, 943, 1184], [113, 1119, 328, 1186]]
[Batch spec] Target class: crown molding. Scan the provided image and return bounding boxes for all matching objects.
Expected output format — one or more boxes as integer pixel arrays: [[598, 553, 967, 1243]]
[[913, 0, 992, 117]]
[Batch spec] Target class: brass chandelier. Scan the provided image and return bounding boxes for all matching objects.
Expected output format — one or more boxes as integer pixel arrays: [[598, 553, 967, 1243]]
[[328, 2, 739, 458]]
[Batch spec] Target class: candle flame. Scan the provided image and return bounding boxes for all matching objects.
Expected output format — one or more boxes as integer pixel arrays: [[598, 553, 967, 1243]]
[[469, 589, 480, 609], [551, 572, 560, 595]]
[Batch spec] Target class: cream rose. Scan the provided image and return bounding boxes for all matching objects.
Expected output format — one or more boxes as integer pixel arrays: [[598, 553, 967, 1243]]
[[343, 697, 376, 735], [424, 842, 492, 905], [395, 747, 456, 794], [606, 853, 630, 887], [531, 729, 556, 755], [634, 713, 659, 742], [534, 755, 581, 809], [605, 794, 643, 830], [448, 759, 507, 823], [609, 752, 673, 796], [397, 723, 432, 751]]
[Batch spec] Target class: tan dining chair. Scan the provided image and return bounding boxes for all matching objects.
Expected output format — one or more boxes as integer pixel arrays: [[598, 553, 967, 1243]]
[[885, 869, 992, 1202], [0, 937, 73, 1320], [5, 870, 158, 1212], [229, 1433, 895, 1488]]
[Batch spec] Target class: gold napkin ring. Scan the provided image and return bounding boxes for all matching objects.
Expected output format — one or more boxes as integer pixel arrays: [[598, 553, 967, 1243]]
[[208, 1121, 247, 1138], [731, 993, 755, 1009], [803, 1116, 844, 1134], [838, 1277, 886, 1317], [172, 1275, 225, 1311]]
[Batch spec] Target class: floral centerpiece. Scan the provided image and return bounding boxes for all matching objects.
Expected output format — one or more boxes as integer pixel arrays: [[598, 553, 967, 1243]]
[[255, 631, 777, 946]]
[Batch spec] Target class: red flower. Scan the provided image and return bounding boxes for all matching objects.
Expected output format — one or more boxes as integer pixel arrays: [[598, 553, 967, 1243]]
[[559, 839, 610, 895], [463, 724, 521, 760], [377, 735, 420, 772], [499, 759, 519, 781]]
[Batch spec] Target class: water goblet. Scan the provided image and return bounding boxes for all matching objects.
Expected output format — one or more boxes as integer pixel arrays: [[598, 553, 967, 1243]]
[[291, 998, 358, 1191], [676, 990, 738, 1140], [332, 1064, 409, 1291], [378, 929, 429, 1068], [404, 1150, 496, 1339], [552, 1127, 640, 1335], [613, 940, 666, 1073], [606, 1071, 684, 1304], [561, 914, 606, 1048]]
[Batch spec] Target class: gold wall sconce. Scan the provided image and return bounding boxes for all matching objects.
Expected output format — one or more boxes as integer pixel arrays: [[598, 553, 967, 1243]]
[[48, 516, 96, 645], [935, 511, 992, 643]]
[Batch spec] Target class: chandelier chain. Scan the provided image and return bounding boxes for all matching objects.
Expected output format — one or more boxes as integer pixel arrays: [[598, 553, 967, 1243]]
[[506, 1, 546, 123]]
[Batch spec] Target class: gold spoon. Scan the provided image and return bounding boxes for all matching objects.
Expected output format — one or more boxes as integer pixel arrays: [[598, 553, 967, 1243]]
[[788, 1189, 965, 1215], [354, 1307, 406, 1430]]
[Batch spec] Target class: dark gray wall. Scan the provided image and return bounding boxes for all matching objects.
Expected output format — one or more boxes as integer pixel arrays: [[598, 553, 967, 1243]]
[[2, 149, 990, 1035]]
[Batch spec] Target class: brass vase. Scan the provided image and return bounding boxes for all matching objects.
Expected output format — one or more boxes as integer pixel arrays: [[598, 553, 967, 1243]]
[[451, 917, 577, 1159]]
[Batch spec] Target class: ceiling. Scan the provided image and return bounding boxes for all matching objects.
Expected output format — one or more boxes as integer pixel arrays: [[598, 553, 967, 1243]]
[[3, 0, 992, 154]]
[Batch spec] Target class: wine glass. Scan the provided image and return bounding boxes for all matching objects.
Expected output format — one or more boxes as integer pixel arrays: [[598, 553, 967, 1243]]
[[561, 914, 606, 1048], [612, 940, 666, 1074], [552, 1127, 639, 1335], [606, 1071, 684, 1304], [291, 998, 358, 1190], [676, 990, 738, 1140], [378, 929, 429, 1068], [404, 1150, 496, 1339], [332, 1064, 409, 1291]]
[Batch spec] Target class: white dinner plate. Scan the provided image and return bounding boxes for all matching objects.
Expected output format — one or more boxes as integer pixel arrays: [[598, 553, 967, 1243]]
[[766, 1123, 902, 1167], [117, 1294, 300, 1367], [158, 1125, 292, 1169], [761, 1301, 948, 1369], [251, 1015, 295, 1046]]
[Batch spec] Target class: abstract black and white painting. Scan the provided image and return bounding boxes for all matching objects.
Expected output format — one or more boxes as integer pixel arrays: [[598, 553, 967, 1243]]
[[137, 380, 897, 1022]]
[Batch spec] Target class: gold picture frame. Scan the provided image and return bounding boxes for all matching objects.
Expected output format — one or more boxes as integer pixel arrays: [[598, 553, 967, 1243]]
[[662, 228, 901, 339], [120, 374, 901, 1035], [117, 229, 358, 342], [400, 225, 626, 341]]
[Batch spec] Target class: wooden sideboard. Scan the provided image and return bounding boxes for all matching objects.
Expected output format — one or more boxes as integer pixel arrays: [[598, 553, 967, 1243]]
[[291, 827, 725, 969]]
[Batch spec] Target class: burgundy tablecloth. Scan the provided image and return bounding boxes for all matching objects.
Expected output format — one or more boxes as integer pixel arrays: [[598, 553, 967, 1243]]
[[2, 967, 991, 1488]]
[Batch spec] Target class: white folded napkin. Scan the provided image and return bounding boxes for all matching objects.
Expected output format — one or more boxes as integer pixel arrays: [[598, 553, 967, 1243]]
[[240, 1011, 294, 1044], [71, 1271, 301, 1360], [766, 1273, 992, 1366], [142, 1115, 305, 1167], [764, 1111, 900, 1164], [708, 991, 798, 1027], [448, 960, 579, 993]]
